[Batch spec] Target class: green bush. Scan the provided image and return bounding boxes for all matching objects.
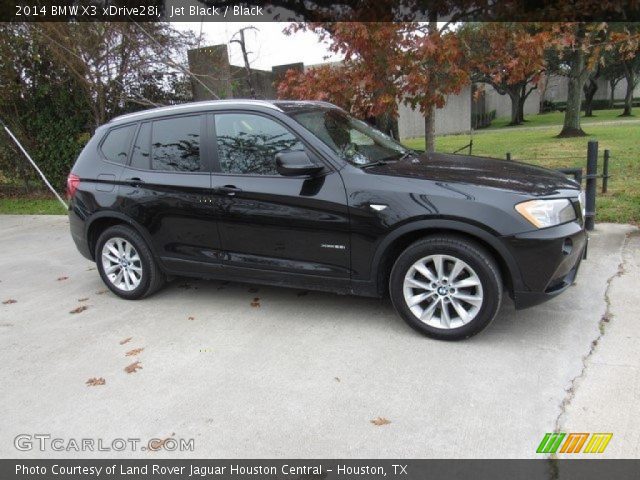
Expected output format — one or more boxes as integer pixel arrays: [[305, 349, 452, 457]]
[[472, 109, 496, 129]]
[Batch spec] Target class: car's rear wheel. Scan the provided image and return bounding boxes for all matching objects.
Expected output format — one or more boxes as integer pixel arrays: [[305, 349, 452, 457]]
[[95, 225, 165, 299], [389, 235, 502, 340]]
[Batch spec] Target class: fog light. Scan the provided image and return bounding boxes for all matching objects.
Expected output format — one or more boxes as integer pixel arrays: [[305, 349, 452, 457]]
[[562, 238, 573, 256]]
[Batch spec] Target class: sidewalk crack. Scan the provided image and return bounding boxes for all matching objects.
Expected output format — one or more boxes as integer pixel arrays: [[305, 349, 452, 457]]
[[553, 230, 633, 435]]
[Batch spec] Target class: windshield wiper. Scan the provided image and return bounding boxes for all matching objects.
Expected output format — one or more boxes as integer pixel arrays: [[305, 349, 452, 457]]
[[359, 160, 390, 168]]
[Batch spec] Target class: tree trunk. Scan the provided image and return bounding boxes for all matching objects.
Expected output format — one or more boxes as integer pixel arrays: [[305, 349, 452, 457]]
[[621, 68, 634, 116], [609, 79, 617, 108], [374, 111, 399, 140], [558, 40, 588, 137], [517, 83, 532, 124], [507, 89, 522, 126], [424, 105, 436, 153], [583, 77, 598, 117], [424, 16, 438, 153]]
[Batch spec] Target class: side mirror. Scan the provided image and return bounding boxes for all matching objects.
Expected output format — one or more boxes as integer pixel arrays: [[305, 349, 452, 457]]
[[276, 150, 323, 177]]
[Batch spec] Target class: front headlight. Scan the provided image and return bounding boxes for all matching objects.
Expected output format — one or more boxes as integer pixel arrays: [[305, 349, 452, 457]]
[[515, 199, 577, 228], [578, 191, 586, 219]]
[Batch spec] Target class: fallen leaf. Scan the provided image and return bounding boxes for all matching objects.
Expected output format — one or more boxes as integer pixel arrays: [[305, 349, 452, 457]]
[[70, 305, 88, 314], [2, 299, 17, 305], [96, 289, 108, 295], [250, 297, 260, 308], [119, 337, 133, 345], [57, 276, 69, 281], [86, 377, 105, 386], [78, 297, 89, 302], [335, 377, 341, 382], [188, 316, 195, 321], [125, 348, 144, 357], [87, 267, 96, 271], [371, 417, 391, 426], [124, 361, 142, 374]]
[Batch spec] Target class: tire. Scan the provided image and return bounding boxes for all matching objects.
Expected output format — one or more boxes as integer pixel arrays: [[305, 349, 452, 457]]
[[389, 235, 503, 340], [95, 224, 165, 300]]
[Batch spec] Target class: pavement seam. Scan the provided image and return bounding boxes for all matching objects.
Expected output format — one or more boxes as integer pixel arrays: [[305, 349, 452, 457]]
[[544, 230, 635, 477], [545, 229, 637, 470]]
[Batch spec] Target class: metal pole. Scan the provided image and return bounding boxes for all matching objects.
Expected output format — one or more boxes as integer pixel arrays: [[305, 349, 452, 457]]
[[585, 140, 598, 231], [506, 152, 511, 161], [602, 149, 610, 194], [1, 120, 68, 209]]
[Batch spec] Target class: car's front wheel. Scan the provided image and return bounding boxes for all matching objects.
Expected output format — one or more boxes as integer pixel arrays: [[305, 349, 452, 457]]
[[389, 235, 503, 340], [95, 225, 165, 299]]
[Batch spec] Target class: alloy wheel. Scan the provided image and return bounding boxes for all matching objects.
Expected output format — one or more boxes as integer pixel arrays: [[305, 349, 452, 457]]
[[402, 254, 483, 329], [101, 237, 143, 292]]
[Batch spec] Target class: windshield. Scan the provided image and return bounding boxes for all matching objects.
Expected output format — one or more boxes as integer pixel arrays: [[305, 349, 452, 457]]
[[288, 108, 410, 166]]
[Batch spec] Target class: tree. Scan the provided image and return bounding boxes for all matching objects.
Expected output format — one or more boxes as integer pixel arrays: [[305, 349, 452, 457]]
[[459, 23, 549, 126], [582, 65, 601, 117], [0, 22, 198, 189], [608, 24, 640, 116], [33, 22, 199, 130], [551, 23, 608, 137], [277, 22, 469, 152], [601, 53, 626, 108], [0, 23, 91, 190], [277, 22, 412, 139], [401, 22, 469, 150]]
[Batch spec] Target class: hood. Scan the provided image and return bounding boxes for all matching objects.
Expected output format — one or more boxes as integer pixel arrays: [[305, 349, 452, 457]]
[[365, 153, 580, 196]]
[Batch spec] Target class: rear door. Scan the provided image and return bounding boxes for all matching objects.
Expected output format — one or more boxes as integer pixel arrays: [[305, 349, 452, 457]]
[[118, 113, 222, 274], [210, 110, 351, 279]]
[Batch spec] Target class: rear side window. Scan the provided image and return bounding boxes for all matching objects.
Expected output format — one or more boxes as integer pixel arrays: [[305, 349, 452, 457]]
[[151, 115, 202, 172], [100, 125, 136, 164]]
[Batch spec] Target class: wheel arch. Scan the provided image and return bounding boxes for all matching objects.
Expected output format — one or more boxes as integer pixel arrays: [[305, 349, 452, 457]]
[[85, 212, 156, 261], [372, 219, 522, 298]]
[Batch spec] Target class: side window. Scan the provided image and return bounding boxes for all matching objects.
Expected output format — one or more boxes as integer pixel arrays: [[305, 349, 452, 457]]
[[100, 125, 136, 164], [151, 115, 202, 172], [214, 113, 303, 175], [130, 122, 151, 170]]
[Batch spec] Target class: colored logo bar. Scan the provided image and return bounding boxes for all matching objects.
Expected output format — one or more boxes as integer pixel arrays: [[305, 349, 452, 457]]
[[537, 433, 612, 454]]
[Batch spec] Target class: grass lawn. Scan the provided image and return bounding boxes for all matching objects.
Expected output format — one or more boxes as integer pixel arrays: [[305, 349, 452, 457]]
[[0, 197, 67, 215], [486, 108, 637, 129], [404, 118, 640, 225]]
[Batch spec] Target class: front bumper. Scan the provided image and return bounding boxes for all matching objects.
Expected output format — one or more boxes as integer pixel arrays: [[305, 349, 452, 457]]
[[502, 221, 587, 309]]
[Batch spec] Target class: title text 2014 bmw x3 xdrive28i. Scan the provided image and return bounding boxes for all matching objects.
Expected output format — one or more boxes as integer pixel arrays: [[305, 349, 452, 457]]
[[68, 100, 587, 340]]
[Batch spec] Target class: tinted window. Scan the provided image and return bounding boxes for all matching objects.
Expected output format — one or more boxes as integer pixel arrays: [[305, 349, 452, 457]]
[[290, 108, 407, 166], [215, 113, 303, 175], [130, 122, 151, 170], [151, 116, 202, 172], [101, 125, 136, 164]]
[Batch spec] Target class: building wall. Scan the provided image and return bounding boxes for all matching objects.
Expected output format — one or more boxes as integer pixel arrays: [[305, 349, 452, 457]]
[[542, 74, 640, 103], [397, 86, 472, 139], [483, 85, 541, 118]]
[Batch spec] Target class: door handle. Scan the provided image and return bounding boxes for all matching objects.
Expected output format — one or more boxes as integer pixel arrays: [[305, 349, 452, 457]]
[[215, 185, 242, 196], [125, 177, 144, 187]]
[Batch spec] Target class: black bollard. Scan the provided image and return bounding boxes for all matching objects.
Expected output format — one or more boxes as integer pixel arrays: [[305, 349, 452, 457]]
[[585, 141, 598, 231]]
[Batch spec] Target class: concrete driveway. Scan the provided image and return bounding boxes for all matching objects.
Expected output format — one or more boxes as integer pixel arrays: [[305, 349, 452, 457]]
[[1, 215, 638, 459]]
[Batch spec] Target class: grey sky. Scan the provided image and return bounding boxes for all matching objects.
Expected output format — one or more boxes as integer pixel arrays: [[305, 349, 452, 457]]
[[174, 22, 343, 70]]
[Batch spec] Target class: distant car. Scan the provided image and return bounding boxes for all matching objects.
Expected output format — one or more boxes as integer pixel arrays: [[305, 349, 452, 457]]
[[67, 100, 587, 340]]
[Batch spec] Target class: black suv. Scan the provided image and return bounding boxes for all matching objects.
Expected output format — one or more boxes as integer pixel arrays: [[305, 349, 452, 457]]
[[68, 100, 587, 340]]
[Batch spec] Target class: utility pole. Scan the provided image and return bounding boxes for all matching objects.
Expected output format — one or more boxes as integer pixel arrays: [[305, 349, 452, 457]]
[[231, 26, 258, 99]]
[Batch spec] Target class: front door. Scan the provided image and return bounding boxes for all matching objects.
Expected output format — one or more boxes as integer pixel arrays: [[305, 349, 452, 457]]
[[118, 113, 221, 274], [210, 111, 351, 279]]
